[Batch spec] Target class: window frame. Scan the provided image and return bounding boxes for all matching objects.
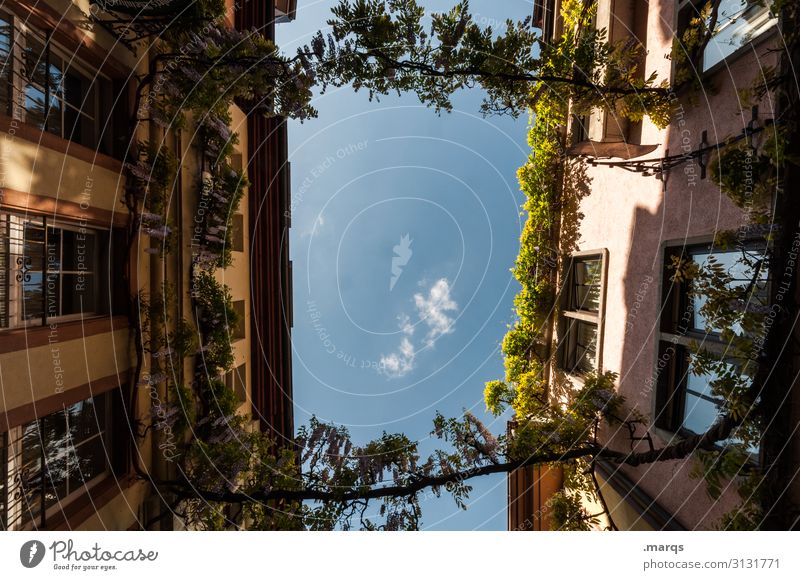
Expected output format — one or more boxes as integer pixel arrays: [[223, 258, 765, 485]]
[[558, 249, 608, 377], [0, 209, 112, 330], [654, 240, 768, 456], [0, 11, 113, 153], [1, 392, 113, 530]]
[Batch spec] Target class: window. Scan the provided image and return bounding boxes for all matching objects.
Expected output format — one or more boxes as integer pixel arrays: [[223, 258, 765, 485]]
[[231, 300, 246, 341], [655, 242, 768, 445], [0, 11, 114, 153], [0, 211, 111, 329], [559, 251, 607, 375], [678, 0, 778, 73], [225, 363, 247, 403], [1, 393, 111, 530], [231, 213, 244, 253], [0, 14, 12, 116]]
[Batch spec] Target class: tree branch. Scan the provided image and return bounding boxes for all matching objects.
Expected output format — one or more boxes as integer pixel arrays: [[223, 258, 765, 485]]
[[364, 49, 670, 96], [599, 414, 738, 466], [161, 446, 601, 505]]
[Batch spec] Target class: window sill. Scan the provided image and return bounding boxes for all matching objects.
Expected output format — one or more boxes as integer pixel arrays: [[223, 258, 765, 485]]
[[0, 114, 123, 174], [0, 314, 130, 355], [46, 473, 138, 531]]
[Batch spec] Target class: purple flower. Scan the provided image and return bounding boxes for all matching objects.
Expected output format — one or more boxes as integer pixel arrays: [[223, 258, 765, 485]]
[[180, 65, 202, 83], [127, 162, 153, 182], [144, 225, 172, 239]]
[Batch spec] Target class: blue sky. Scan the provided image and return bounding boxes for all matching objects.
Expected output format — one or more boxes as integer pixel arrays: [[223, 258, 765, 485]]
[[277, 0, 535, 530]]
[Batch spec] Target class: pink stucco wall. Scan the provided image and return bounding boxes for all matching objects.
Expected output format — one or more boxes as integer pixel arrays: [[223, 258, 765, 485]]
[[570, 0, 780, 529]]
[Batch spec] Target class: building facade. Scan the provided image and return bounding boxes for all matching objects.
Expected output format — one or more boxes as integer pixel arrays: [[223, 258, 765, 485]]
[[510, 0, 786, 530], [0, 0, 295, 530]]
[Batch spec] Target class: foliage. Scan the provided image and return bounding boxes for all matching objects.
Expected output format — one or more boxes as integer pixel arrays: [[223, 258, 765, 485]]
[[109, 0, 787, 531], [668, 240, 770, 527], [136, 287, 198, 437], [192, 271, 239, 376], [708, 125, 789, 214], [550, 490, 595, 531], [296, 0, 673, 125], [148, 25, 317, 125], [670, 1, 714, 89], [549, 458, 603, 531]]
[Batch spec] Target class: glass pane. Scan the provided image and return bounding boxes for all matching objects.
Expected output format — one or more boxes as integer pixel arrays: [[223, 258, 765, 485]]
[[0, 18, 11, 116], [41, 410, 69, 507], [565, 319, 598, 374], [703, 0, 777, 71], [46, 87, 62, 137], [683, 393, 721, 434], [233, 364, 247, 402], [23, 37, 48, 88], [60, 273, 95, 315], [64, 71, 94, 146], [67, 397, 103, 444], [73, 435, 107, 487], [691, 248, 767, 334], [572, 258, 601, 312], [23, 36, 64, 135], [17, 422, 44, 524], [23, 221, 45, 271], [61, 229, 95, 272], [21, 273, 43, 322], [575, 321, 598, 373], [686, 366, 716, 398]]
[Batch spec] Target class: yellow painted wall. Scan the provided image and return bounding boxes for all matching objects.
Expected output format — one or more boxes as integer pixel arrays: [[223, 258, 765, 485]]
[[0, 130, 127, 215], [0, 328, 131, 413]]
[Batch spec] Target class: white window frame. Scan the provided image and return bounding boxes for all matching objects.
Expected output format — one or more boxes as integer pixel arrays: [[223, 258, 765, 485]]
[[559, 249, 608, 377]]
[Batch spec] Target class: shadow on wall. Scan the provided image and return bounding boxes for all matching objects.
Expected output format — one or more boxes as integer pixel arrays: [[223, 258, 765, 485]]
[[606, 114, 753, 529]]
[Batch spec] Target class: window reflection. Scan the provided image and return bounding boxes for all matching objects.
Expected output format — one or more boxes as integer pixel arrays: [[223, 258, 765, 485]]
[[702, 0, 777, 71]]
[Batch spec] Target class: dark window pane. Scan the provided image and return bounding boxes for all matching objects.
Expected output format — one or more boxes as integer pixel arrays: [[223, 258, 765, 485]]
[[60, 273, 95, 315], [232, 300, 246, 341], [232, 213, 244, 252], [232, 364, 246, 402], [61, 229, 95, 272], [0, 18, 11, 116], [44, 272, 59, 319], [64, 72, 84, 145], [73, 435, 107, 487], [67, 396, 104, 444], [41, 410, 69, 507]]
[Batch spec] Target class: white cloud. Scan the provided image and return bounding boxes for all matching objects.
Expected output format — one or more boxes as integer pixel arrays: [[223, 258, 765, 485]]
[[379, 337, 415, 378], [378, 279, 458, 379], [414, 278, 458, 347], [398, 313, 414, 336]]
